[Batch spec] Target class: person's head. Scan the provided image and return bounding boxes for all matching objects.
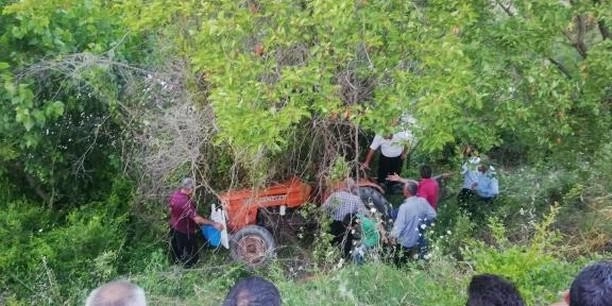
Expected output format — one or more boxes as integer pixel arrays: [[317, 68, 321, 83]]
[[403, 181, 418, 198], [463, 145, 474, 157], [569, 261, 612, 306], [478, 161, 491, 173], [222, 276, 281, 306], [179, 177, 195, 195], [86, 280, 146, 306], [466, 274, 526, 306], [344, 177, 357, 194], [419, 165, 432, 179]]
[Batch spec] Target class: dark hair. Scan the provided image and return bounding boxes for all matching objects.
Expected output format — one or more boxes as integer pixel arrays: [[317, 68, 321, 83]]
[[222, 276, 281, 306], [342, 213, 357, 227], [466, 274, 526, 306], [404, 181, 418, 196], [569, 261, 612, 306], [420, 165, 432, 179]]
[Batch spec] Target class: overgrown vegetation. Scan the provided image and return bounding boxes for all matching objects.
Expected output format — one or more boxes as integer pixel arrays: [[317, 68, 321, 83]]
[[1, 0, 610, 305]]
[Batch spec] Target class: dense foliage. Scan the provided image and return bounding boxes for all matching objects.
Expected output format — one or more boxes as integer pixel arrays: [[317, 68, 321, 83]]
[[0, 0, 610, 305], [118, 0, 611, 159]]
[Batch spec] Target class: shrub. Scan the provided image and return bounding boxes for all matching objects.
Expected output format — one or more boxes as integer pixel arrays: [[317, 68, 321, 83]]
[[0, 178, 133, 304], [463, 207, 586, 305]]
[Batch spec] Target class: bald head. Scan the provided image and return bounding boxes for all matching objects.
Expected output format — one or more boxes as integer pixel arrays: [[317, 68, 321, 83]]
[[86, 280, 146, 306]]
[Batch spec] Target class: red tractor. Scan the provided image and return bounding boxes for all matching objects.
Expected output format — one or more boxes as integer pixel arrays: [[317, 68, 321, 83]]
[[217, 177, 393, 267]]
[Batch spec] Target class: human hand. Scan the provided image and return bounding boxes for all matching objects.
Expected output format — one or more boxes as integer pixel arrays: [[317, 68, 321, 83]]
[[214, 222, 225, 231], [386, 173, 402, 182], [360, 162, 370, 170]]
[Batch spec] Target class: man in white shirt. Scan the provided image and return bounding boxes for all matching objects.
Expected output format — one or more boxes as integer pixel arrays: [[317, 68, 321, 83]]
[[361, 131, 414, 189]]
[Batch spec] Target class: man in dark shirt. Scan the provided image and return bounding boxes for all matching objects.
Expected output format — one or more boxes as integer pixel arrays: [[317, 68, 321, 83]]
[[222, 276, 281, 306], [169, 178, 223, 267]]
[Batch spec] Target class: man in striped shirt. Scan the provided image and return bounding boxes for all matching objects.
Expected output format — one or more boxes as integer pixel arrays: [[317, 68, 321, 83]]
[[322, 178, 368, 257]]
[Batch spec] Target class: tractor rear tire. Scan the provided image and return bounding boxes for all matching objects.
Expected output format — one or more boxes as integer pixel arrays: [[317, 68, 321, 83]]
[[230, 225, 276, 267]]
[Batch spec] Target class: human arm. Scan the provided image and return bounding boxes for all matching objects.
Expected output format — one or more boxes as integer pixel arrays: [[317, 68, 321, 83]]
[[386, 173, 418, 184], [193, 215, 224, 231], [490, 177, 499, 196], [399, 132, 416, 160], [361, 149, 376, 170], [433, 172, 453, 181], [460, 162, 468, 175], [361, 135, 383, 169], [390, 205, 407, 239]]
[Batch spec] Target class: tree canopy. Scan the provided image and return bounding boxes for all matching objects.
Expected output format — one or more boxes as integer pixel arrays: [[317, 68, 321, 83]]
[[1, 0, 610, 199]]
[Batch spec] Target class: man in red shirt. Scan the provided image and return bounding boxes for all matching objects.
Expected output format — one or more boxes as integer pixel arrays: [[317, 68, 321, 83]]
[[169, 178, 223, 267], [386, 164, 442, 210], [416, 165, 439, 210]]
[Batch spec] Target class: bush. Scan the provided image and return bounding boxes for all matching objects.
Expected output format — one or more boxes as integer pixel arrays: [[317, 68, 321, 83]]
[[463, 207, 586, 305], [0, 178, 133, 304]]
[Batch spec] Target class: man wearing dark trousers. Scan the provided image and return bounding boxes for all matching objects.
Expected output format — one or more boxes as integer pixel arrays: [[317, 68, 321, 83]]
[[322, 178, 368, 258], [168, 178, 223, 267], [361, 130, 414, 192]]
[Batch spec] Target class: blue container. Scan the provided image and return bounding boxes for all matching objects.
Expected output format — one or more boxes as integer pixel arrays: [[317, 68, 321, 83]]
[[201, 225, 221, 247]]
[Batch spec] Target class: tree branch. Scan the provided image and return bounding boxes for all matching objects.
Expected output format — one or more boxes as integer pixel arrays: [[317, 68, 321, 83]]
[[574, 15, 588, 58], [593, 0, 610, 40], [496, 0, 574, 79], [20, 165, 51, 204], [598, 20, 610, 40], [548, 57, 573, 79], [495, 0, 514, 17]]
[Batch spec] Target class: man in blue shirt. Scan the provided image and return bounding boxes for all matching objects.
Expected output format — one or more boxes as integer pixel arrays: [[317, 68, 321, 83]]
[[389, 181, 437, 264], [458, 155, 481, 205], [472, 162, 499, 202]]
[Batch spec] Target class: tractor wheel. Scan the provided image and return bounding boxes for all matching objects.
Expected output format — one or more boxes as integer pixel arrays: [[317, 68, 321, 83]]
[[230, 225, 276, 267], [359, 186, 393, 220]]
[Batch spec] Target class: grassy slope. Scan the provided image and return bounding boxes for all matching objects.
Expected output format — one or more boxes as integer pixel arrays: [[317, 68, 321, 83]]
[[138, 261, 469, 306], [134, 163, 610, 306], [3, 164, 609, 305]]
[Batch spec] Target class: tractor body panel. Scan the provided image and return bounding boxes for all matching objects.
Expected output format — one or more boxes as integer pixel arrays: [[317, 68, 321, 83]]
[[219, 177, 312, 232]]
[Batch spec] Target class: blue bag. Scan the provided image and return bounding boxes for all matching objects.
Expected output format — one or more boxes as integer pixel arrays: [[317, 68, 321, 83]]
[[201, 224, 221, 247]]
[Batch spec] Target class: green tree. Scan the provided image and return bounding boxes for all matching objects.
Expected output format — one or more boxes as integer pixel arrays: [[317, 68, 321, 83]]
[[119, 0, 610, 170], [0, 0, 142, 206]]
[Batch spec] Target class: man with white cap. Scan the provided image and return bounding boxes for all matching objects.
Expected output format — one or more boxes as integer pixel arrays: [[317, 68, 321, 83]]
[[168, 177, 223, 267]]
